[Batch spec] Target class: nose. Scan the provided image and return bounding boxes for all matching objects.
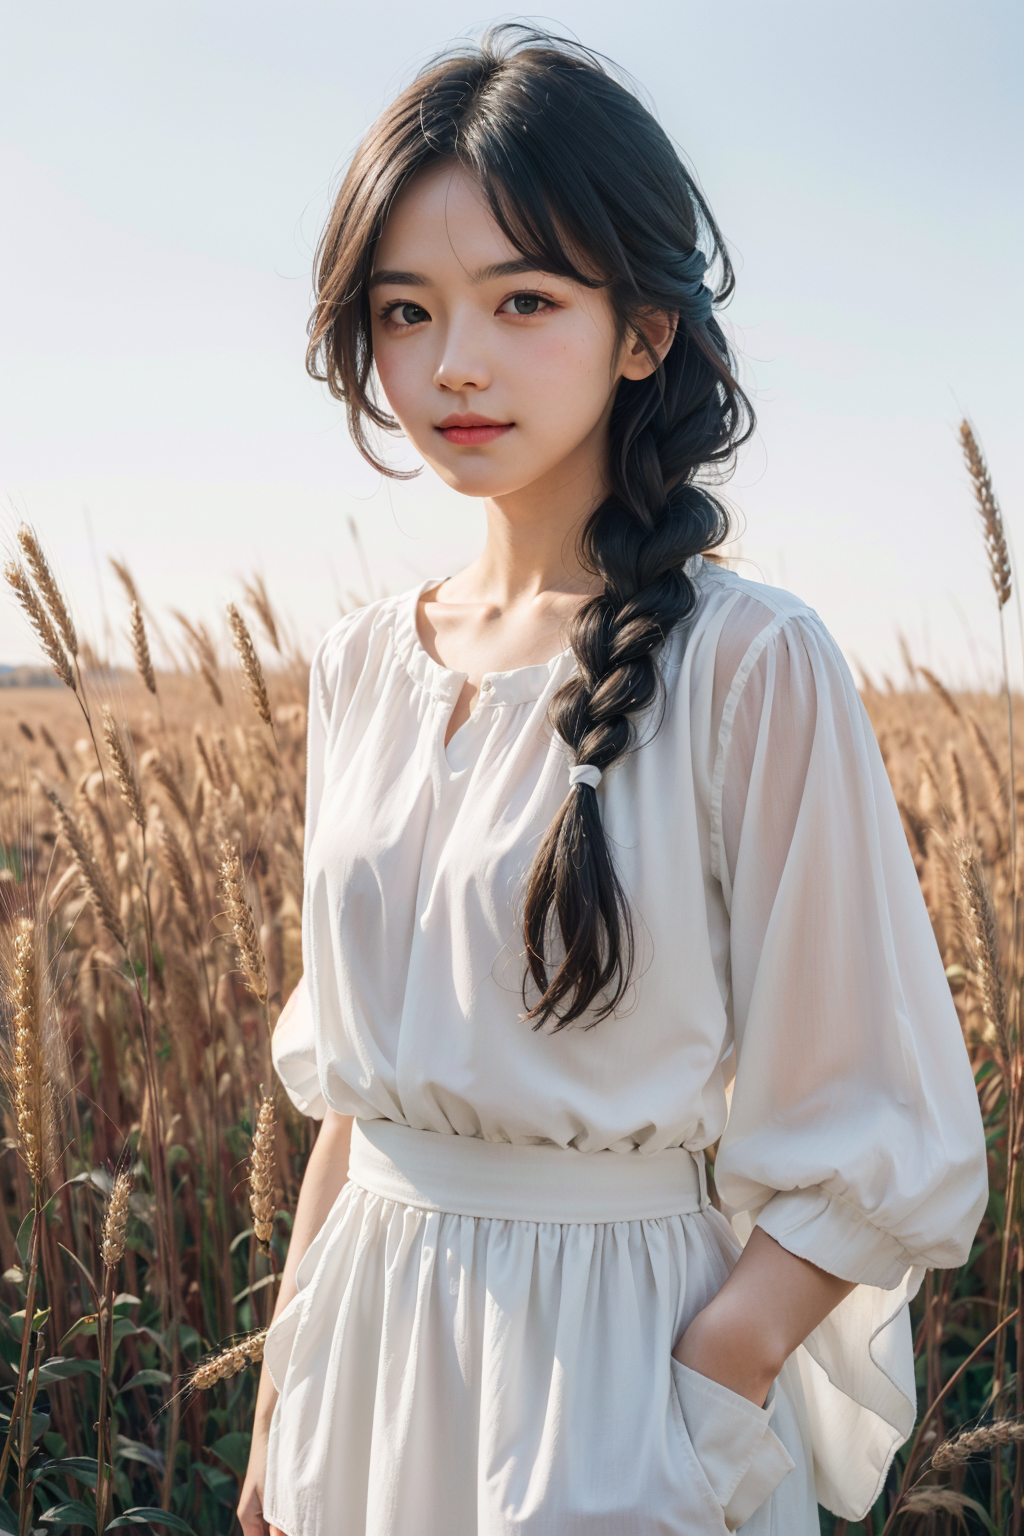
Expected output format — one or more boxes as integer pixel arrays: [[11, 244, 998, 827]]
[[433, 309, 491, 393]]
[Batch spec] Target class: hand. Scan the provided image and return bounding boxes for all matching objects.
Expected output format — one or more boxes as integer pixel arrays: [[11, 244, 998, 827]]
[[237, 1409, 274, 1536], [672, 1227, 856, 1406]]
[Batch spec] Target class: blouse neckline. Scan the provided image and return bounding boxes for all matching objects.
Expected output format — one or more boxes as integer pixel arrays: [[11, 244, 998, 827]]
[[393, 555, 706, 709], [394, 576, 576, 709]]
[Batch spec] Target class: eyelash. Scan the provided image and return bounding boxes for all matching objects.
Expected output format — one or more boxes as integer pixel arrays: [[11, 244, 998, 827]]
[[378, 291, 558, 328]]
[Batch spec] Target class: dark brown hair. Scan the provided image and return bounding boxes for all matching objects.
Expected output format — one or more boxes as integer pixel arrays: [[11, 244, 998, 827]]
[[307, 25, 753, 1028]]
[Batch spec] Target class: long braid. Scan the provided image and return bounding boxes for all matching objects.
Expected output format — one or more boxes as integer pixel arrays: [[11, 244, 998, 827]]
[[523, 324, 738, 1028]]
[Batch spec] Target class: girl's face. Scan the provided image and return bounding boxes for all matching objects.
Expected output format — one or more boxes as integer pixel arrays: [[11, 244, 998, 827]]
[[369, 163, 657, 502]]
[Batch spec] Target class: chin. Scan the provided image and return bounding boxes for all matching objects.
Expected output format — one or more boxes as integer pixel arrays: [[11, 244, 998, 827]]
[[423, 455, 536, 500]]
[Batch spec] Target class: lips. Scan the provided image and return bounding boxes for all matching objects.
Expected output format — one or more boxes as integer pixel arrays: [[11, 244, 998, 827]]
[[436, 414, 513, 446]]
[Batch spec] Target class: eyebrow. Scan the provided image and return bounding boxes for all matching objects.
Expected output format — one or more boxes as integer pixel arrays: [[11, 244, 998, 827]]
[[368, 258, 551, 289]]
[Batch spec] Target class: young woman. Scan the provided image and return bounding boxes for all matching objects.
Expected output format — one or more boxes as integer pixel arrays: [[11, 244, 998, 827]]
[[239, 28, 987, 1536]]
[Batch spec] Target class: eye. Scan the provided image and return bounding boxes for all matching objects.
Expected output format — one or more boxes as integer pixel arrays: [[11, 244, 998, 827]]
[[497, 292, 553, 317], [383, 301, 431, 328]]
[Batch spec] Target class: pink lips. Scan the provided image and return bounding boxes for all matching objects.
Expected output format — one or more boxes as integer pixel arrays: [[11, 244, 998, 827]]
[[436, 414, 513, 446]]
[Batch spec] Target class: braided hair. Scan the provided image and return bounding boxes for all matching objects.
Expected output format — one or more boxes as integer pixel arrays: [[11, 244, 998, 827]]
[[306, 25, 753, 1028]]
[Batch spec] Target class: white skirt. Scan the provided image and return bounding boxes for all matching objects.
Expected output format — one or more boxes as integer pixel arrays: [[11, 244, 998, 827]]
[[263, 1120, 818, 1535]]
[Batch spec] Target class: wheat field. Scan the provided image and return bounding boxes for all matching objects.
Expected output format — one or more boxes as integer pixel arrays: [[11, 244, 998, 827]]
[[0, 424, 1020, 1535]]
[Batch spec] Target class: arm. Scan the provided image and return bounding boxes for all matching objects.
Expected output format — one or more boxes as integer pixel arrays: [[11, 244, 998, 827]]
[[673, 1227, 855, 1405], [238, 1109, 353, 1536]]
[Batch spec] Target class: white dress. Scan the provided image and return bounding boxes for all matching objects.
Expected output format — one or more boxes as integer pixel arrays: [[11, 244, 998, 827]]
[[264, 559, 987, 1536]]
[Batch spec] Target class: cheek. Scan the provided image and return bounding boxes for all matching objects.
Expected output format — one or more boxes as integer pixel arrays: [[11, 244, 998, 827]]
[[516, 329, 615, 423], [372, 335, 425, 417]]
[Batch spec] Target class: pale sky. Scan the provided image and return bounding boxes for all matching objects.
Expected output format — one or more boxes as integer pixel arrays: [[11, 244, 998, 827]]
[[1, 1, 1021, 684]]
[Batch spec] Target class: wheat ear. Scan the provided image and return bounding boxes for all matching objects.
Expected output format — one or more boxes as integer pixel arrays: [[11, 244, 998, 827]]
[[227, 602, 273, 729], [961, 419, 1011, 609], [108, 557, 140, 607], [918, 666, 962, 722], [129, 600, 157, 695], [932, 1417, 1024, 1468], [4, 561, 75, 691], [102, 708, 146, 830], [158, 817, 197, 917], [10, 920, 53, 1189], [953, 838, 1010, 1066], [242, 574, 282, 653], [101, 1171, 132, 1268], [17, 525, 78, 659], [249, 1094, 277, 1254], [219, 841, 268, 1005], [46, 788, 126, 949], [191, 1329, 267, 1390]]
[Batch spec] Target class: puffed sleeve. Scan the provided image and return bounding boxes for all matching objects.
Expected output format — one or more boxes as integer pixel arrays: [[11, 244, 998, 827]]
[[270, 643, 329, 1119], [711, 607, 987, 1517]]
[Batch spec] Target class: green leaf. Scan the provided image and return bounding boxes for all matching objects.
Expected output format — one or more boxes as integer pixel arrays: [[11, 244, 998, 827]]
[[36, 1356, 102, 1386], [114, 1436, 164, 1473], [15, 1210, 33, 1267], [38, 1499, 97, 1531], [117, 1369, 171, 1394], [59, 1314, 98, 1349], [210, 1430, 251, 1476], [56, 1243, 100, 1304], [107, 1509, 197, 1532], [32, 1456, 99, 1489], [194, 1461, 236, 1501]]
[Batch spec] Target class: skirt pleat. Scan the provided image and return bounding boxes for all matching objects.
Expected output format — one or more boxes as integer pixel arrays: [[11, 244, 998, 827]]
[[264, 1181, 819, 1535]]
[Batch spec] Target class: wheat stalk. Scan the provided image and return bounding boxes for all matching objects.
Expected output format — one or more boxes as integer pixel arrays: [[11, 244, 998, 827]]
[[130, 600, 157, 695], [191, 1329, 267, 1390], [4, 561, 75, 691], [227, 602, 273, 730], [932, 1417, 1024, 1469], [961, 419, 1011, 609], [100, 1171, 132, 1268], [102, 707, 146, 830], [249, 1093, 277, 1255], [17, 525, 78, 659], [219, 840, 268, 1006], [46, 788, 126, 949]]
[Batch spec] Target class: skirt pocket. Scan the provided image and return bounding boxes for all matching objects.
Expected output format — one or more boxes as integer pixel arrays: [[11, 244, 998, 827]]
[[670, 1359, 795, 1532]]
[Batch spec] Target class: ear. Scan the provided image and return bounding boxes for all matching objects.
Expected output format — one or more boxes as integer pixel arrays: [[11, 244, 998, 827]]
[[619, 310, 677, 382]]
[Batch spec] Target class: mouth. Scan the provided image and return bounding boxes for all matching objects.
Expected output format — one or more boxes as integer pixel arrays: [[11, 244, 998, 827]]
[[435, 413, 514, 446]]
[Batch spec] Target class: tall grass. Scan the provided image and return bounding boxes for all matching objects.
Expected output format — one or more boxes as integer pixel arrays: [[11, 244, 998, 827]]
[[0, 420, 1018, 1534]]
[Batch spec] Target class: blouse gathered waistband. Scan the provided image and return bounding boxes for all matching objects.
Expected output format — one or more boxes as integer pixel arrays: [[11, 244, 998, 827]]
[[348, 1118, 710, 1224]]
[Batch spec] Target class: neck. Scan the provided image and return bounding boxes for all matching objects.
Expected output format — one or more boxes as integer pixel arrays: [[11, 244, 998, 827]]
[[469, 426, 610, 606]]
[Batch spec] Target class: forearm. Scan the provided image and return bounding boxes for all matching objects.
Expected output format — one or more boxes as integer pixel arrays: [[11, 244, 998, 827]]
[[673, 1226, 855, 1405], [252, 1110, 354, 1430]]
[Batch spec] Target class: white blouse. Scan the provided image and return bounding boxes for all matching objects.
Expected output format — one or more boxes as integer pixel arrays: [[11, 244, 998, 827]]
[[273, 557, 987, 1516]]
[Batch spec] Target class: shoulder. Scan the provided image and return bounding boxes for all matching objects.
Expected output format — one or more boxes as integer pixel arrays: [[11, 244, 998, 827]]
[[667, 559, 856, 731], [309, 584, 419, 724]]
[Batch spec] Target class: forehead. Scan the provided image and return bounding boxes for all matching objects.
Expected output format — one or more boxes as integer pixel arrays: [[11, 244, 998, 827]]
[[374, 162, 522, 273]]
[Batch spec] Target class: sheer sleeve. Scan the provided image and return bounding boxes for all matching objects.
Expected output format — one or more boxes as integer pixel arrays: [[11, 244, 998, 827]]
[[270, 643, 330, 1120], [711, 606, 987, 1515]]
